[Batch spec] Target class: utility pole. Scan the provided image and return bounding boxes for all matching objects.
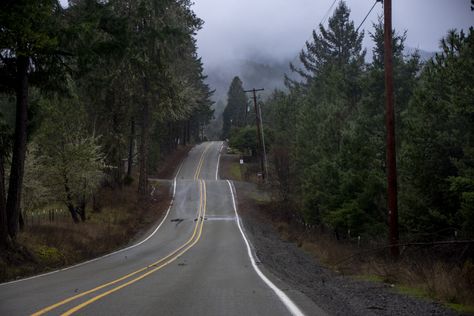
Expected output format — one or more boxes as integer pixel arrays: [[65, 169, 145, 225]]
[[257, 98, 269, 179], [244, 88, 267, 181], [384, 0, 399, 257]]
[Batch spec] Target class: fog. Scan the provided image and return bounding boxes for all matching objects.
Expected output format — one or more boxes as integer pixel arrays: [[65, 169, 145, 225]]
[[190, 0, 473, 102], [58, 0, 473, 101], [193, 0, 473, 67]]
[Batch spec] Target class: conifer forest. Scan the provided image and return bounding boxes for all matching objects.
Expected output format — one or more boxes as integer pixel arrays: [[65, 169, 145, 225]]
[[0, 0, 473, 314]]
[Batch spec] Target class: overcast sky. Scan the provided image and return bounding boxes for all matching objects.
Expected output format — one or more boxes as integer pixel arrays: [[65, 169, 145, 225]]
[[192, 0, 473, 66], [58, 1, 473, 67]]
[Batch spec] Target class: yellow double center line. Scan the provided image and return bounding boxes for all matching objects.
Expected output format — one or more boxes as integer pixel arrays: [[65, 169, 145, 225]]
[[32, 145, 210, 316], [194, 143, 211, 180]]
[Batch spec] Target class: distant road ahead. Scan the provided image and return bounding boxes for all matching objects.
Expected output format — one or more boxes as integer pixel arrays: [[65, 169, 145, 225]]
[[0, 141, 325, 316]]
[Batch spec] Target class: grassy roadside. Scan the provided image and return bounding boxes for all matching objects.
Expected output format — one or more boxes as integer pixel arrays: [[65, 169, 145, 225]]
[[220, 153, 474, 314], [0, 146, 191, 283], [297, 232, 474, 314]]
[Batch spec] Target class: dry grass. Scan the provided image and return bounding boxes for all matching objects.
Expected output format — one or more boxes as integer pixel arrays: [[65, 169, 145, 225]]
[[255, 199, 474, 312], [220, 154, 262, 184], [0, 180, 171, 282], [301, 234, 474, 309]]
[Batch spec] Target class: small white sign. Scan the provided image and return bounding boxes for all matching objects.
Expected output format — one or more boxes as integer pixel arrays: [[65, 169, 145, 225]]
[[240, 159, 244, 165]]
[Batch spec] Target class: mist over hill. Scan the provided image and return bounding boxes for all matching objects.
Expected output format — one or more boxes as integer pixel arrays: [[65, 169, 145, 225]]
[[205, 46, 435, 103], [205, 57, 291, 103], [204, 47, 437, 139], [203, 55, 293, 139]]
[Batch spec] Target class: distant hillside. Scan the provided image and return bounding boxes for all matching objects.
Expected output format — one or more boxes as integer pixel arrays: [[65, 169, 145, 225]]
[[204, 47, 437, 139], [204, 46, 436, 105], [405, 47, 437, 61], [204, 57, 291, 103], [203, 57, 293, 139]]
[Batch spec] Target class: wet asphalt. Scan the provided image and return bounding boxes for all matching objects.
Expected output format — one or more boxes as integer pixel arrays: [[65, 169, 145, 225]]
[[0, 141, 325, 316]]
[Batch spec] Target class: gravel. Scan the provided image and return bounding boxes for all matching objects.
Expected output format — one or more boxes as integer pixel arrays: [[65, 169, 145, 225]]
[[233, 181, 459, 316]]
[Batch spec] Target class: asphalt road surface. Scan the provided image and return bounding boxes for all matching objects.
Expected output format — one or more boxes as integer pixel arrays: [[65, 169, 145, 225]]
[[0, 141, 325, 316]]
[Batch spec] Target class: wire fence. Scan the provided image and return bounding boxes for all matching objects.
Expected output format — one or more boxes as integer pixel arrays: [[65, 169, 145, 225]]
[[23, 208, 70, 226]]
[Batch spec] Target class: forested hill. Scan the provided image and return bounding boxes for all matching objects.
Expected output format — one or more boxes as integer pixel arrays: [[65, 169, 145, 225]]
[[205, 58, 290, 102], [205, 46, 435, 139], [203, 57, 291, 139], [206, 47, 435, 104]]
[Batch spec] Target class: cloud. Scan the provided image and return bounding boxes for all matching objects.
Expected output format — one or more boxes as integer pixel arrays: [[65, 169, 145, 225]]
[[193, 0, 473, 67]]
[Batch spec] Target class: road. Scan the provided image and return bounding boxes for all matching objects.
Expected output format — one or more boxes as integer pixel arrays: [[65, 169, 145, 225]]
[[0, 141, 325, 316]]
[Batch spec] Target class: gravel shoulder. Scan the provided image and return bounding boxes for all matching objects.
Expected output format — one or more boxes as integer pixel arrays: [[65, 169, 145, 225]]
[[233, 181, 459, 316]]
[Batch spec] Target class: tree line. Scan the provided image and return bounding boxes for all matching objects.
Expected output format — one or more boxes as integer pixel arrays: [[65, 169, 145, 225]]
[[0, 0, 213, 247], [224, 1, 473, 241]]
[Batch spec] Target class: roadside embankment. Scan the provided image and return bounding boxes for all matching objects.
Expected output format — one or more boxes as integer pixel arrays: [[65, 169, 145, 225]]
[[220, 152, 470, 315], [0, 145, 192, 283]]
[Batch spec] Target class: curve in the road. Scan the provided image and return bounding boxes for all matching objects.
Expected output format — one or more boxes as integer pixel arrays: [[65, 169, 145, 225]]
[[31, 144, 212, 315], [0, 150, 189, 288], [0, 142, 321, 316], [58, 180, 208, 316]]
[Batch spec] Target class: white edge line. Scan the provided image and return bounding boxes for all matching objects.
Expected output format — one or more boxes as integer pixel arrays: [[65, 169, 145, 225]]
[[226, 180, 305, 316], [174, 161, 184, 196], [0, 177, 179, 287], [215, 143, 222, 181]]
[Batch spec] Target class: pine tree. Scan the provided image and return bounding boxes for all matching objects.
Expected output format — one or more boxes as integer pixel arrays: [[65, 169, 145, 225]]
[[290, 1, 366, 231], [222, 76, 247, 139], [401, 28, 474, 237], [290, 0, 365, 94], [0, 0, 64, 242]]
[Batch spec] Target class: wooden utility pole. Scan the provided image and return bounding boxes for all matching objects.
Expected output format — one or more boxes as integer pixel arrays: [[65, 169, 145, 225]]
[[384, 0, 399, 257], [244, 88, 266, 180]]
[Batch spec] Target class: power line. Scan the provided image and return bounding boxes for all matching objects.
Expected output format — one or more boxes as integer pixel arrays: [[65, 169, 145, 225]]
[[356, 0, 382, 33], [321, 0, 338, 25], [289, 0, 338, 71]]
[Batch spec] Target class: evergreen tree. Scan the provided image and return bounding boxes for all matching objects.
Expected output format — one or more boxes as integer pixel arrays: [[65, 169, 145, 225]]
[[261, 2, 470, 241], [222, 76, 247, 139], [291, 1, 366, 232], [401, 28, 474, 237], [0, 0, 213, 234], [0, 0, 65, 242], [290, 0, 365, 95], [331, 19, 420, 237]]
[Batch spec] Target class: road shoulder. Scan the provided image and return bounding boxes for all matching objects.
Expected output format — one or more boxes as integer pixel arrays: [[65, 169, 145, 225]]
[[232, 181, 459, 316]]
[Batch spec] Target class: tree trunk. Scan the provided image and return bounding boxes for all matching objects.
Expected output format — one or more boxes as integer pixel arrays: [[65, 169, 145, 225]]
[[167, 122, 173, 153], [92, 194, 101, 213], [173, 123, 178, 149], [6, 55, 29, 239], [0, 152, 8, 248], [138, 79, 150, 196], [186, 120, 190, 144], [182, 121, 187, 146], [66, 203, 80, 223], [116, 151, 124, 189], [127, 117, 135, 178], [78, 191, 86, 222], [64, 175, 79, 223], [18, 210, 24, 231]]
